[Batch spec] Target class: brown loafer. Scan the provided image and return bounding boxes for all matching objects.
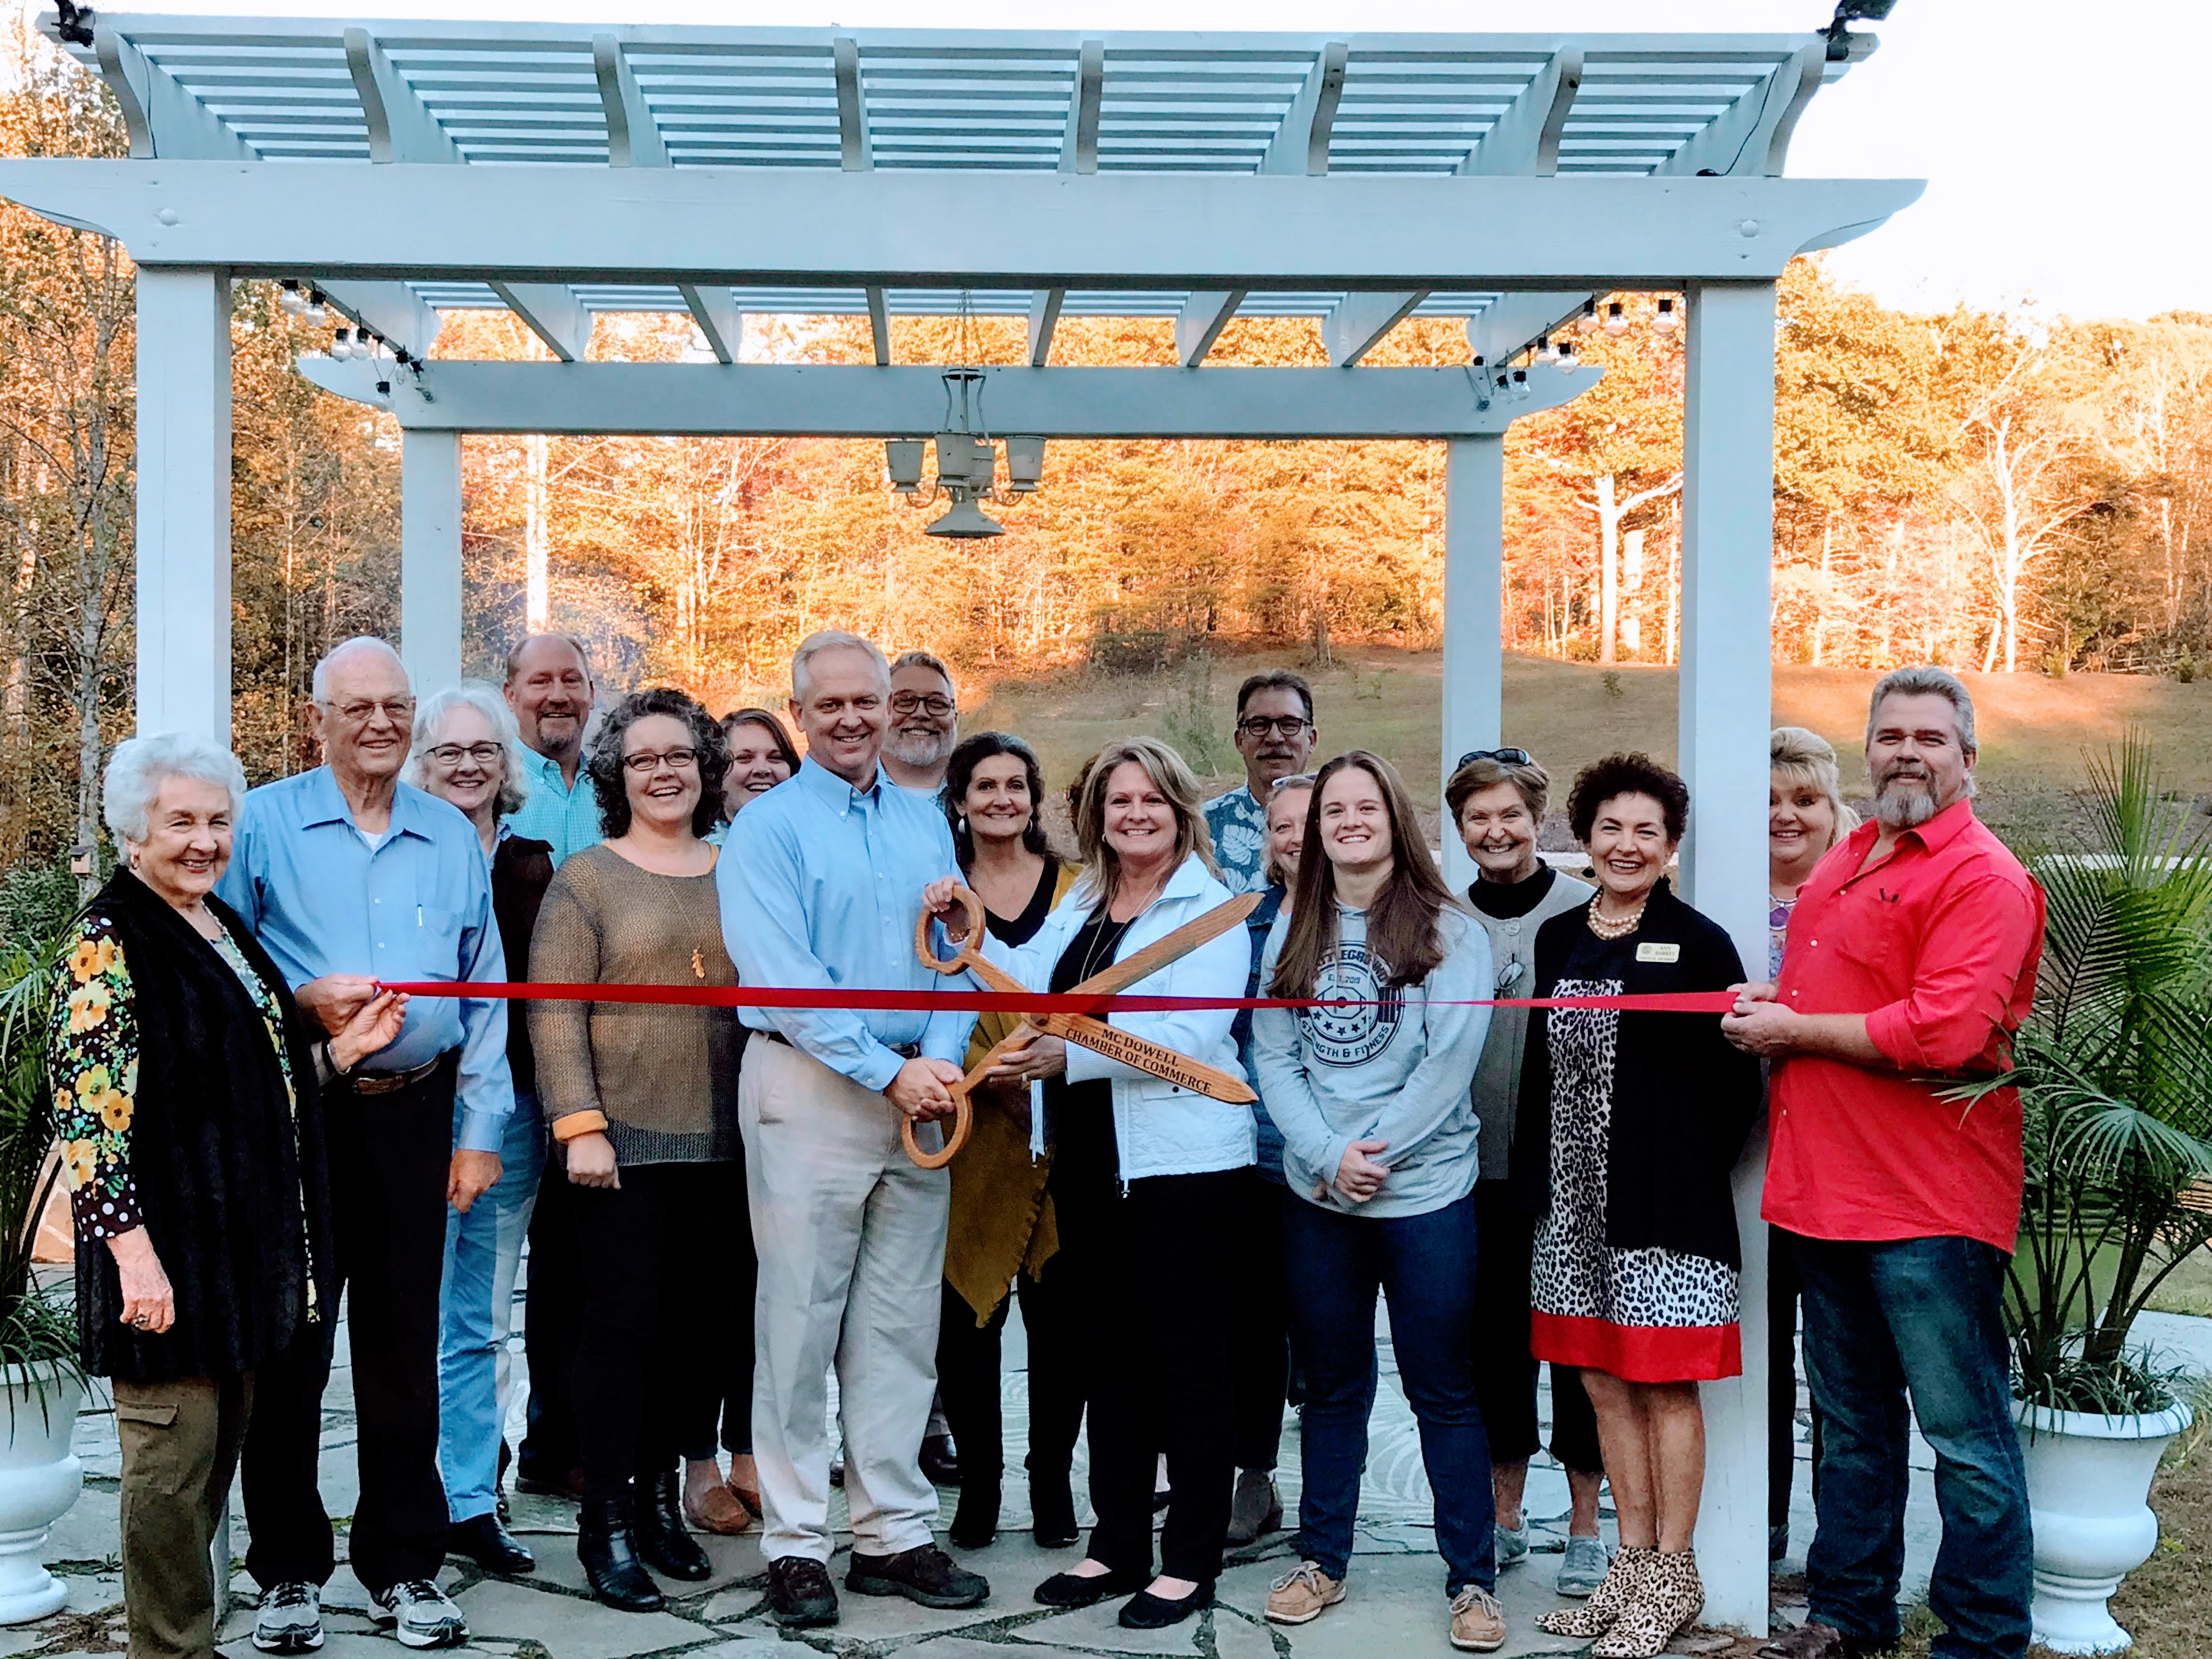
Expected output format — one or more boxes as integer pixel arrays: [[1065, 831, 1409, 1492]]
[[682, 1478, 754, 1536]]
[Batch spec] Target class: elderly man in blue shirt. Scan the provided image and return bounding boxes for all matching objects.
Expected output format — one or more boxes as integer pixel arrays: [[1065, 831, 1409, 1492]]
[[720, 630, 989, 1630], [220, 637, 512, 1654]]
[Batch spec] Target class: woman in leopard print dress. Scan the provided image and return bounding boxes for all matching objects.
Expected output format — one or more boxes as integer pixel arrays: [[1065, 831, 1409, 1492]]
[[1513, 754, 1761, 1659]]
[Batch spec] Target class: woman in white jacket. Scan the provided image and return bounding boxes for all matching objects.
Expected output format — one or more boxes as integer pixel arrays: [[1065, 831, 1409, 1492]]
[[925, 736, 1250, 1632]]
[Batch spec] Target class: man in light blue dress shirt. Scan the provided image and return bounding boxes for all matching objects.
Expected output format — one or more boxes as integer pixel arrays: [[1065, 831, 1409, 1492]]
[[502, 632, 602, 864], [720, 630, 988, 1629], [218, 638, 513, 1653]]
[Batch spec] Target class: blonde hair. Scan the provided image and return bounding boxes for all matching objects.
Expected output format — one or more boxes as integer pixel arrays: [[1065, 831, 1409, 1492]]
[[1072, 737, 1219, 905], [1770, 726, 1857, 846]]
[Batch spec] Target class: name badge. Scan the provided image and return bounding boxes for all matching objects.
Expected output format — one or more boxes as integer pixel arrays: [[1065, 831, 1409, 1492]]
[[1635, 942, 1681, 963]]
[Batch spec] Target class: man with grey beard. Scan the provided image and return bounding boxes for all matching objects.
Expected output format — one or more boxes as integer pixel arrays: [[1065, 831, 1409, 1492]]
[[1724, 666, 2041, 1659], [883, 651, 960, 794]]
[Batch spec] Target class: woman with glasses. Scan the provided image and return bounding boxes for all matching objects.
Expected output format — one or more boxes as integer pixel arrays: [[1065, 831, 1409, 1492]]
[[1444, 749, 1609, 1600], [403, 686, 557, 1577], [933, 733, 1083, 1552], [528, 688, 747, 1611]]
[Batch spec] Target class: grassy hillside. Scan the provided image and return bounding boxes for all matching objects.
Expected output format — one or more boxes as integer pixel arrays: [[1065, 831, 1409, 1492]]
[[967, 646, 2212, 846]]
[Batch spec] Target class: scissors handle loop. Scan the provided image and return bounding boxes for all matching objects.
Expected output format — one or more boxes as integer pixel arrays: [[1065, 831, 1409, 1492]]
[[915, 884, 988, 975]]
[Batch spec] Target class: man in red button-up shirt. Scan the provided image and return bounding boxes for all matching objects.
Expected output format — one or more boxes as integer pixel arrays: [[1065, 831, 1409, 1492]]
[[1725, 667, 2038, 1659]]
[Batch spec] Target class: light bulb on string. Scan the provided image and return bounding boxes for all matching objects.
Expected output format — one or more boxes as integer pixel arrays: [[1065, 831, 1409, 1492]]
[[1604, 301, 1629, 337], [1556, 338, 1578, 374], [303, 289, 328, 327], [279, 280, 304, 317], [1653, 297, 1679, 335], [1534, 334, 1558, 365], [332, 328, 354, 360], [1576, 298, 1599, 334], [1511, 368, 1530, 402]]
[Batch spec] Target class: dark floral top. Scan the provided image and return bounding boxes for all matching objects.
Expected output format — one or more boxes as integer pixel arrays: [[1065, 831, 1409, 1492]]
[[50, 913, 300, 1252]]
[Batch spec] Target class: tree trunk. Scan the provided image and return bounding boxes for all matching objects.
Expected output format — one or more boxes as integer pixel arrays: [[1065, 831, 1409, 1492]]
[[525, 433, 550, 631]]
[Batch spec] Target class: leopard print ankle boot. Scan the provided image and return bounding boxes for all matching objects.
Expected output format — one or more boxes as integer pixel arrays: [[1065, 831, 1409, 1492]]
[[1535, 1545, 1649, 1638], [1592, 1547, 1705, 1659]]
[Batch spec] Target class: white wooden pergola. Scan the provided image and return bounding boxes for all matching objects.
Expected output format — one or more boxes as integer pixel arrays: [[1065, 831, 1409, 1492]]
[[12, 9, 1920, 1626]]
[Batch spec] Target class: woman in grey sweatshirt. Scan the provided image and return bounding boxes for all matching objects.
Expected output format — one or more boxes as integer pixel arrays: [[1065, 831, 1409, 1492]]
[[1250, 751, 1507, 1654]]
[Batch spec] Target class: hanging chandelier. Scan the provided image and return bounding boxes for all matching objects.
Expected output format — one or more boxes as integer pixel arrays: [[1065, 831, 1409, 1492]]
[[881, 296, 1046, 538]]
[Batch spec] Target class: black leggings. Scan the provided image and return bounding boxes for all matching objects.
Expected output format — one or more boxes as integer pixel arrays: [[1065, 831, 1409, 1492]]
[[1050, 1142, 1240, 1584], [1470, 1183, 1603, 1475], [572, 1161, 748, 1502], [935, 1260, 1084, 1486]]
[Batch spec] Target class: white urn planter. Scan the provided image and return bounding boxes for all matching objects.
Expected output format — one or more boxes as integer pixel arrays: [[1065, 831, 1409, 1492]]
[[2013, 1396, 2194, 1655], [0, 1363, 83, 1624]]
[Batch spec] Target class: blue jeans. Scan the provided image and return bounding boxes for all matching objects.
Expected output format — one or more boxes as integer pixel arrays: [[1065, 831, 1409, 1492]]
[[1283, 1191, 1495, 1594], [1792, 1234, 2032, 1659], [438, 1096, 547, 1522]]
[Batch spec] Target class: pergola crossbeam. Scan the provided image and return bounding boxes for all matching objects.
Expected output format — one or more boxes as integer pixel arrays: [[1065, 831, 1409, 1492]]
[[595, 36, 669, 167], [1325, 290, 1427, 368], [487, 280, 593, 361], [866, 286, 891, 366], [346, 28, 461, 164], [1261, 42, 1348, 176], [318, 280, 442, 361], [835, 37, 872, 172], [1177, 290, 1245, 367], [1026, 288, 1065, 368], [677, 283, 742, 363], [1458, 46, 1581, 175]]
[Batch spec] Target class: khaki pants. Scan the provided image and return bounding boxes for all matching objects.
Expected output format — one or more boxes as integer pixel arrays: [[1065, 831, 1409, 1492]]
[[741, 1038, 950, 1562], [115, 1372, 252, 1659]]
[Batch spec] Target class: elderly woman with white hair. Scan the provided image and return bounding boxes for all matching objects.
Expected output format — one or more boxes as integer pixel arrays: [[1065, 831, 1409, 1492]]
[[48, 734, 404, 1659], [404, 684, 556, 1575]]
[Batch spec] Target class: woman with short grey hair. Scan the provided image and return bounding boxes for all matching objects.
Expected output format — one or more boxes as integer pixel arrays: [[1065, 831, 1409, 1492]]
[[404, 683, 557, 1575], [52, 733, 403, 1659]]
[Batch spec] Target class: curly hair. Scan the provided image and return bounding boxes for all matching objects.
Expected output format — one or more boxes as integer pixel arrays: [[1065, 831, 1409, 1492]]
[[942, 732, 1050, 867], [1566, 751, 1690, 845], [586, 688, 731, 840]]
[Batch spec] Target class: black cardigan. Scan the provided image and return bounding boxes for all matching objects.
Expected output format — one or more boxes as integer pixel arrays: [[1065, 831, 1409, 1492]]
[[1509, 880, 1762, 1268], [65, 872, 337, 1384], [492, 834, 554, 1097]]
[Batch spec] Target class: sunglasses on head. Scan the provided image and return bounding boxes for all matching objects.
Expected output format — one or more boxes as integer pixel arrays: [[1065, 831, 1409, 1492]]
[[1455, 747, 1533, 770]]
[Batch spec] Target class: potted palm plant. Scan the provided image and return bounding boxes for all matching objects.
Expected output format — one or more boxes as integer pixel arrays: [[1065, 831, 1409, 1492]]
[[1955, 737, 2212, 1655], [0, 923, 85, 1623]]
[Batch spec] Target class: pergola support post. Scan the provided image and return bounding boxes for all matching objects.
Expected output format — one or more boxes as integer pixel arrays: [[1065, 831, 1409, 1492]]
[[135, 267, 233, 743], [1679, 279, 1777, 1633], [1440, 434, 1505, 891], [401, 429, 464, 692]]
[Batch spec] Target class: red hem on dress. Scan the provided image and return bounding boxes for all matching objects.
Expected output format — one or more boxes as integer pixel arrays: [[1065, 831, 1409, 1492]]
[[1532, 1312, 1742, 1384]]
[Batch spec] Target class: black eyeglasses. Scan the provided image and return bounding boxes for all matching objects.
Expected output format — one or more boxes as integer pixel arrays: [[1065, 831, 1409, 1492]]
[[1455, 748, 1533, 770], [1237, 715, 1313, 740], [890, 692, 956, 717], [623, 747, 699, 774]]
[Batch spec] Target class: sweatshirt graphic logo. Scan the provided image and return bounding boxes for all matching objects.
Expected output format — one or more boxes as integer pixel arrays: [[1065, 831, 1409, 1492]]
[[1302, 942, 1403, 1067]]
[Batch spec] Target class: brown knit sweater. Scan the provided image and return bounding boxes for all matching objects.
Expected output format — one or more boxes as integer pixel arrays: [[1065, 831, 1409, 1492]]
[[527, 844, 739, 1165]]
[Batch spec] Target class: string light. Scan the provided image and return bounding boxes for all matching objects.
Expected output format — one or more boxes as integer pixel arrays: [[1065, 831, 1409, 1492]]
[[1653, 296, 1679, 335], [1556, 338, 1578, 374], [1604, 301, 1629, 337], [1511, 368, 1530, 403], [302, 289, 328, 327], [1576, 298, 1599, 334], [1534, 334, 1560, 365], [331, 328, 355, 360], [279, 280, 305, 317]]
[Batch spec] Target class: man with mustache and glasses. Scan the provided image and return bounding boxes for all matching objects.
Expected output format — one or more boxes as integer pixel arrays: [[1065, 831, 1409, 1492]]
[[1724, 667, 2042, 1659], [882, 650, 961, 794], [1205, 671, 1318, 897]]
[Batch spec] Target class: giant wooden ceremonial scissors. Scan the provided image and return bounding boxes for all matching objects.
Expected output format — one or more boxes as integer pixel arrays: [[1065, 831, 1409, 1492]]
[[902, 885, 1261, 1170]]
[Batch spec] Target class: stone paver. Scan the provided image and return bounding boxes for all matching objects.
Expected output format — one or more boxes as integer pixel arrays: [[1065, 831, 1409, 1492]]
[[40, 1260, 2158, 1659]]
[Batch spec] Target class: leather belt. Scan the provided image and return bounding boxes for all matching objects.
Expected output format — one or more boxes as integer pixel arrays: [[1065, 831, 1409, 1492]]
[[350, 1054, 448, 1096], [760, 1030, 920, 1061]]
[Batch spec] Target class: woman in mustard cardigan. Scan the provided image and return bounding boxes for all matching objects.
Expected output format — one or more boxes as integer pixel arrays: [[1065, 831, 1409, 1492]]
[[934, 733, 1085, 1552]]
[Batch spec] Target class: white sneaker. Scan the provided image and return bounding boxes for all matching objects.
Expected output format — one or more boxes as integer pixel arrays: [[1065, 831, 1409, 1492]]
[[252, 1582, 323, 1653], [368, 1580, 469, 1649]]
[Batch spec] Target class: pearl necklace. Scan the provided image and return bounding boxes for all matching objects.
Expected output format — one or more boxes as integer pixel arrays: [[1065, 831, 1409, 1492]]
[[1585, 893, 1648, 940]]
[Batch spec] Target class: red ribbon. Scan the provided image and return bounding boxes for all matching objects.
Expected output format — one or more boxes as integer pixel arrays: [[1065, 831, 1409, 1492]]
[[380, 981, 1739, 1016]]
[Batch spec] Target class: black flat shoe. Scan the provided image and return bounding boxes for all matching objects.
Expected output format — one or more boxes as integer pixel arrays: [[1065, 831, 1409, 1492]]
[[632, 1470, 712, 1581], [1119, 1581, 1213, 1629], [577, 1495, 663, 1613], [447, 1512, 535, 1575], [920, 1433, 961, 1487], [1034, 1568, 1148, 1609], [948, 1479, 1000, 1551], [1030, 1471, 1079, 1550]]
